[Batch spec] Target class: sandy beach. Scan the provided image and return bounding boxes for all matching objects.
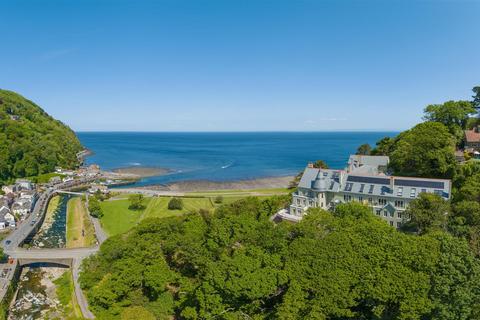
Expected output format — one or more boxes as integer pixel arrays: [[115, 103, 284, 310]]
[[110, 166, 172, 178], [137, 175, 294, 192]]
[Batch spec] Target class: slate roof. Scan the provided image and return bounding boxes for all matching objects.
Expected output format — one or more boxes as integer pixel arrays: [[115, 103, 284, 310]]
[[297, 166, 451, 200]]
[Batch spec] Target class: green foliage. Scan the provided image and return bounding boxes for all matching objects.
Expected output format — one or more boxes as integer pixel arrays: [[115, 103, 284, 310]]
[[389, 122, 456, 178], [356, 143, 372, 155], [473, 86, 480, 109], [423, 100, 476, 142], [214, 195, 223, 204], [168, 197, 183, 210], [371, 136, 395, 156], [88, 196, 104, 218], [312, 159, 329, 169], [403, 193, 450, 235], [121, 306, 156, 320], [0, 89, 82, 184], [80, 199, 480, 319], [128, 194, 145, 210]]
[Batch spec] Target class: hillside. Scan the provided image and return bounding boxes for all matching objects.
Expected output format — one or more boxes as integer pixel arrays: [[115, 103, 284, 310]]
[[0, 89, 83, 184]]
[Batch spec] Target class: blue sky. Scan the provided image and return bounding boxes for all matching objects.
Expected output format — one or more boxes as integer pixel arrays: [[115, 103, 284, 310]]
[[1, 0, 479, 132]]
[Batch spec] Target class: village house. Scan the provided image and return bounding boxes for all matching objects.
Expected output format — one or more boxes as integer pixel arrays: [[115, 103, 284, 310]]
[[1, 185, 18, 195], [282, 155, 451, 228], [88, 184, 109, 195], [15, 179, 34, 191], [0, 206, 15, 229], [465, 127, 480, 151]]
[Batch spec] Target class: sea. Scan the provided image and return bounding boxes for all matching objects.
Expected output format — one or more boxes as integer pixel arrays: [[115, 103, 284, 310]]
[[77, 132, 397, 187]]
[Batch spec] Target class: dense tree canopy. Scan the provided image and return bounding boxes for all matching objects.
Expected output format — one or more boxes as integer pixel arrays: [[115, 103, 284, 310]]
[[356, 143, 372, 155], [0, 89, 82, 184], [423, 100, 476, 142], [80, 199, 480, 320], [389, 122, 456, 178]]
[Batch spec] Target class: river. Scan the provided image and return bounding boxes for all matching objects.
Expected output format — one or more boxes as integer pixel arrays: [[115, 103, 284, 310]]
[[30, 194, 71, 249]]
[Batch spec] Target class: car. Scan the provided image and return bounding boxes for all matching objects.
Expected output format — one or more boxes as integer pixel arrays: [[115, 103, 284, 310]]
[[5, 240, 11, 245]]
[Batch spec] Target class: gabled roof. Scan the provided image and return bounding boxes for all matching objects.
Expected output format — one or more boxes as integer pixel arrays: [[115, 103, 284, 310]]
[[465, 130, 480, 143]]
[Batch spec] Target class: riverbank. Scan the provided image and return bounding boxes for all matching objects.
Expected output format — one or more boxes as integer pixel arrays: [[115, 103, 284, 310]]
[[132, 175, 294, 192], [66, 197, 96, 248], [8, 267, 80, 320]]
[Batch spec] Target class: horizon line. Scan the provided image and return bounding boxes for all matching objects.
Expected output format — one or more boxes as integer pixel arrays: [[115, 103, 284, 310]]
[[75, 129, 401, 133]]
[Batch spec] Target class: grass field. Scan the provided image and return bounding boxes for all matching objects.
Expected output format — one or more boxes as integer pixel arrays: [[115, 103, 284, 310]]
[[66, 197, 96, 248], [100, 196, 217, 236], [54, 270, 84, 320], [99, 189, 290, 236]]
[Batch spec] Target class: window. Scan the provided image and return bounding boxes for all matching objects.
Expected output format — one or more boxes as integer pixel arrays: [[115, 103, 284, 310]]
[[384, 211, 388, 217], [395, 200, 404, 208], [421, 188, 427, 194], [397, 222, 401, 228], [368, 185, 374, 194], [376, 209, 381, 216], [359, 184, 365, 193], [368, 197, 373, 204], [390, 211, 394, 217], [358, 196, 363, 202], [390, 221, 394, 226], [410, 188, 416, 198], [398, 212, 402, 219], [343, 195, 352, 202], [434, 189, 443, 196], [345, 183, 353, 192], [397, 187, 403, 196], [379, 198, 387, 205], [296, 198, 300, 205]]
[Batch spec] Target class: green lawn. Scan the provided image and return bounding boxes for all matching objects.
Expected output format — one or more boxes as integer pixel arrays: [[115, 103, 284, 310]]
[[99, 192, 285, 237], [100, 196, 216, 236]]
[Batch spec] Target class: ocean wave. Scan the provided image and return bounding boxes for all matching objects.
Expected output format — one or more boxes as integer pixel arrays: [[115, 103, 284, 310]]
[[221, 161, 234, 169], [128, 162, 141, 166]]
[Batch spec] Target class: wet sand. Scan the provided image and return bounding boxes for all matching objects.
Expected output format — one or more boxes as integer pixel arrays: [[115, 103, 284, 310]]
[[140, 176, 294, 192], [111, 166, 171, 178]]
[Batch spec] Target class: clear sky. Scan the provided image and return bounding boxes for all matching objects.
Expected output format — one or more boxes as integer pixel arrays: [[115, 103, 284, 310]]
[[1, 0, 479, 132]]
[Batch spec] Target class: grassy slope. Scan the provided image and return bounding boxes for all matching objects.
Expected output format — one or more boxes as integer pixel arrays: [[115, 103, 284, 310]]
[[66, 197, 96, 248], [54, 270, 84, 320]]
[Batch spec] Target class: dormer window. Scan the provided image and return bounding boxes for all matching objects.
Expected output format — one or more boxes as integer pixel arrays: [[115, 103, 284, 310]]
[[410, 188, 416, 198], [397, 187, 403, 196]]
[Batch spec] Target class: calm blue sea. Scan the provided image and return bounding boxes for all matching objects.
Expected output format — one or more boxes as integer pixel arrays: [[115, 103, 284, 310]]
[[77, 132, 396, 186]]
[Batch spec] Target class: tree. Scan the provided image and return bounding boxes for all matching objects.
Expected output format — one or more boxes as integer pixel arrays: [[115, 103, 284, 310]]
[[312, 160, 329, 169], [356, 143, 372, 155], [473, 86, 480, 109], [371, 136, 395, 156], [214, 195, 223, 204], [128, 194, 146, 210], [168, 197, 183, 210], [389, 122, 456, 178], [88, 196, 103, 218], [121, 306, 156, 320], [423, 100, 476, 142], [404, 193, 450, 234]]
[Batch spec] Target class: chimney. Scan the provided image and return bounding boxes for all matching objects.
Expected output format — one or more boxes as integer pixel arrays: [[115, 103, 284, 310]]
[[390, 176, 395, 190]]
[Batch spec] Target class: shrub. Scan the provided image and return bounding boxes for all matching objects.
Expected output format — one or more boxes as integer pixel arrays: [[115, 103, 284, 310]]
[[214, 195, 224, 204], [168, 197, 183, 210]]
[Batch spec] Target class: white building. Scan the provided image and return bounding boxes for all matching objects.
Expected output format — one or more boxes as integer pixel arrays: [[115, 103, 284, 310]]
[[285, 155, 451, 228]]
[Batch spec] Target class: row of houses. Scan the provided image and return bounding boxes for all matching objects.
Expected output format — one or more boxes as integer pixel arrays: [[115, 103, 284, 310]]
[[0, 179, 38, 229], [283, 155, 451, 228]]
